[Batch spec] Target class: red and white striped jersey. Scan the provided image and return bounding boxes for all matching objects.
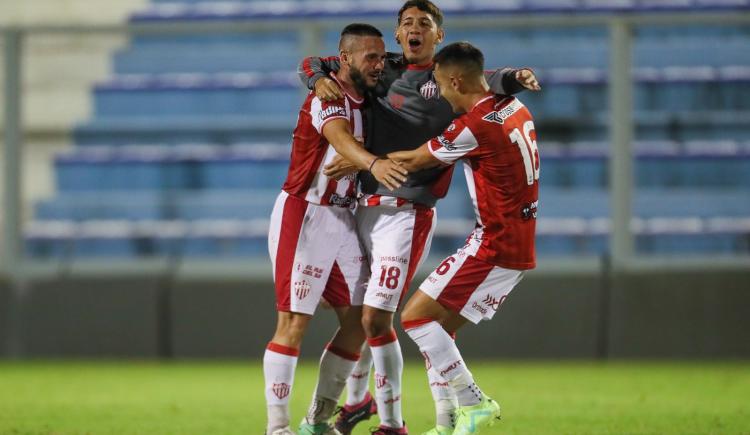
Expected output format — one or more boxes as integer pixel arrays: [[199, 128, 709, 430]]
[[428, 94, 539, 270], [282, 75, 364, 208]]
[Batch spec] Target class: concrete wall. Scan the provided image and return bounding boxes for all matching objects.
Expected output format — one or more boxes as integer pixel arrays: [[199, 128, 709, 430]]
[[0, 0, 148, 223], [2, 267, 749, 359]]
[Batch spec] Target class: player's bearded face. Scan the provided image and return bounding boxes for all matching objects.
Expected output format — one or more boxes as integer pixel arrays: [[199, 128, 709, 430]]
[[348, 38, 386, 91], [396, 7, 444, 65]]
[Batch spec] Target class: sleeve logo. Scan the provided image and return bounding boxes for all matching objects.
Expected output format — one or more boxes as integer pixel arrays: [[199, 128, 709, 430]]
[[482, 98, 524, 125], [437, 135, 456, 151], [318, 105, 347, 121]]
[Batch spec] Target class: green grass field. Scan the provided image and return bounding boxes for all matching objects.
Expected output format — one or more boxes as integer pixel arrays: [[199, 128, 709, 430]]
[[0, 361, 748, 434]]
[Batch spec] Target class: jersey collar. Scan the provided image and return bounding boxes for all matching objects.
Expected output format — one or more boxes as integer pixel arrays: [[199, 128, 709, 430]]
[[406, 62, 434, 71], [471, 93, 496, 111], [330, 72, 365, 104]]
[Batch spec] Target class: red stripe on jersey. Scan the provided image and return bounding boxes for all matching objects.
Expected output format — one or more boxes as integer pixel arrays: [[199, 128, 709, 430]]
[[274, 194, 308, 312], [326, 343, 361, 361], [435, 256, 494, 313], [302, 57, 314, 78], [430, 165, 454, 199], [267, 342, 300, 357], [396, 197, 407, 207], [322, 261, 351, 307], [367, 329, 398, 347], [319, 176, 339, 206], [399, 207, 434, 308], [367, 195, 381, 206]]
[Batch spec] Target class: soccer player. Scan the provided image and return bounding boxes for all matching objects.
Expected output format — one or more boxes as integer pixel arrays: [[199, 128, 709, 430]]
[[298, 1, 539, 434], [392, 41, 539, 435], [264, 23, 407, 435]]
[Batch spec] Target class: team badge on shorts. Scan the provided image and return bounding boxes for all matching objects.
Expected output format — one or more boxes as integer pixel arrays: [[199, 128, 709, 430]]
[[294, 280, 311, 300], [272, 382, 290, 399], [420, 80, 438, 99]]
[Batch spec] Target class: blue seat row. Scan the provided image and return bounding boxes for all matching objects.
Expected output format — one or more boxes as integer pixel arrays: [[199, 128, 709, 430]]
[[88, 69, 750, 121], [34, 190, 278, 221], [33, 185, 750, 223], [113, 30, 749, 74], [25, 215, 750, 259], [132, 0, 750, 23], [51, 142, 750, 192]]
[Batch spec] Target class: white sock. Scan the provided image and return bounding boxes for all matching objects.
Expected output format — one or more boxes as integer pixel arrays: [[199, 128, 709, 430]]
[[404, 321, 482, 407], [346, 343, 373, 406], [264, 342, 299, 432], [427, 365, 458, 428], [368, 330, 404, 429], [306, 344, 359, 423]]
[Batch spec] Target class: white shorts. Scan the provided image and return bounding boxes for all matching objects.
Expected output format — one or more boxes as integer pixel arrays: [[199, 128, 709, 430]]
[[419, 238, 524, 324], [268, 191, 368, 315], [355, 205, 436, 312]]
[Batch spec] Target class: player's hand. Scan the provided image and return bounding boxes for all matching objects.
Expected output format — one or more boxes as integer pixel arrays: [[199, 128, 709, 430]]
[[314, 77, 344, 101], [516, 68, 541, 91], [324, 155, 358, 179], [370, 158, 408, 191]]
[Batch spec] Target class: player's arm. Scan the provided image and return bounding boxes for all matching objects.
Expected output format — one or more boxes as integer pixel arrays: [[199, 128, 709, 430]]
[[322, 119, 407, 190], [392, 118, 480, 172], [388, 144, 445, 172], [485, 68, 541, 94], [298, 56, 343, 100], [299, 52, 402, 101]]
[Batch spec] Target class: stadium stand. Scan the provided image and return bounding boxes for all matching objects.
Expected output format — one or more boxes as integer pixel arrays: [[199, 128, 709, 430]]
[[25, 0, 750, 259]]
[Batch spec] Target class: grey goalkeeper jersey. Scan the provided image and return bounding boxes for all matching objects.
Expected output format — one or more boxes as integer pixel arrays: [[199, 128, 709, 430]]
[[298, 52, 525, 207]]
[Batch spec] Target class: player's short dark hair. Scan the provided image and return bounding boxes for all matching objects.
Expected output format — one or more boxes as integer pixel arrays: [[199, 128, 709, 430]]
[[398, 0, 443, 28], [339, 23, 383, 50], [433, 42, 484, 77]]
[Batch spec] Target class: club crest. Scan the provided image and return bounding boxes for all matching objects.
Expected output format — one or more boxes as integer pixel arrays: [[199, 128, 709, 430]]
[[294, 280, 311, 300], [420, 80, 438, 99]]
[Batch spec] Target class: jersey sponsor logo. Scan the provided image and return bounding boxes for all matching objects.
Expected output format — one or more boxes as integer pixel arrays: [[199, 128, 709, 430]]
[[447, 123, 456, 132], [389, 93, 405, 109], [420, 80, 438, 99], [318, 105, 346, 121], [328, 193, 354, 208], [272, 382, 291, 399], [294, 280, 311, 300], [521, 200, 538, 220], [437, 135, 456, 151], [375, 373, 388, 389], [482, 99, 524, 125]]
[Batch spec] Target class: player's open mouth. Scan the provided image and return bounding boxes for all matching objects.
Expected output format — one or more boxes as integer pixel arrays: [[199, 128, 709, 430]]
[[408, 38, 422, 50]]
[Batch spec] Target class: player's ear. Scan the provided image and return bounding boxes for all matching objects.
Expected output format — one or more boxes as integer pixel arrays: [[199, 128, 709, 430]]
[[395, 30, 400, 45], [436, 27, 445, 45]]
